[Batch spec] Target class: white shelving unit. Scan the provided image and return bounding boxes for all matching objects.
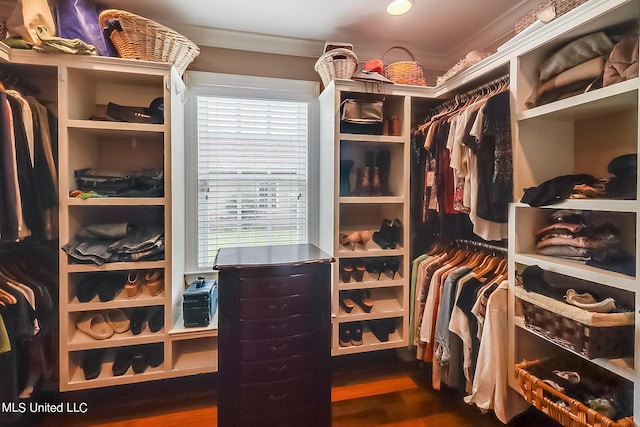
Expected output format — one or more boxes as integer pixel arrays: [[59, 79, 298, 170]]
[[318, 79, 432, 355], [0, 47, 217, 391], [506, 0, 640, 425]]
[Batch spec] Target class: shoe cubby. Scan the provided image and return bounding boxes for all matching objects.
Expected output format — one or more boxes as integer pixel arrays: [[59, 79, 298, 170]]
[[65, 128, 165, 198], [64, 68, 165, 122], [67, 342, 166, 389], [338, 256, 404, 286], [339, 140, 405, 198], [68, 269, 166, 307], [171, 337, 219, 373], [67, 305, 165, 349], [338, 287, 404, 317]]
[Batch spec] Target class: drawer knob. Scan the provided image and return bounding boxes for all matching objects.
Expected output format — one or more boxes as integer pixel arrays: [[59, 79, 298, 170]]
[[269, 344, 288, 352], [269, 324, 289, 331], [268, 283, 288, 291], [269, 303, 289, 311], [269, 364, 288, 373], [269, 393, 288, 401]]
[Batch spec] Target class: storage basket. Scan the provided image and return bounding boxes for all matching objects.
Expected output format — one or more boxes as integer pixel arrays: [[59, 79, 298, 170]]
[[314, 48, 359, 87], [515, 287, 634, 359], [99, 9, 200, 75], [515, 359, 634, 427], [516, 0, 589, 33], [382, 46, 426, 86]]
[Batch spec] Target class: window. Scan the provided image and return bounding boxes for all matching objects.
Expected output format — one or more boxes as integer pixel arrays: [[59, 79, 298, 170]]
[[185, 72, 319, 271]]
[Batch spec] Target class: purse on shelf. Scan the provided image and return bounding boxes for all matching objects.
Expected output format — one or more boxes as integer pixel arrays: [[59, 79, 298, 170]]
[[340, 99, 384, 124]]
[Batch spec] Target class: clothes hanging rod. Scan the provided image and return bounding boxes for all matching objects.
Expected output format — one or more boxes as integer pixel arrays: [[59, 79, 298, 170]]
[[426, 74, 510, 117], [453, 239, 508, 257]]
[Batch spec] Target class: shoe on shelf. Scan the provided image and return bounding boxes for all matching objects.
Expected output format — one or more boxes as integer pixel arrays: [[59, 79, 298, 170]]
[[76, 273, 100, 302], [388, 218, 403, 249], [350, 289, 374, 313], [129, 308, 148, 335], [369, 318, 396, 343], [125, 271, 143, 298], [340, 264, 354, 283], [147, 343, 164, 368], [148, 306, 164, 333], [106, 308, 130, 334], [339, 291, 355, 313], [352, 259, 366, 282], [339, 231, 372, 251], [112, 346, 133, 376], [81, 348, 105, 380], [77, 312, 115, 340], [351, 322, 363, 346], [339, 323, 352, 347], [97, 272, 126, 302], [372, 219, 393, 249], [131, 346, 147, 374], [145, 270, 164, 296]]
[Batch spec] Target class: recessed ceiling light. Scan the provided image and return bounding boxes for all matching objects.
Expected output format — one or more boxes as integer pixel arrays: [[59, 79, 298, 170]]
[[387, 0, 413, 15]]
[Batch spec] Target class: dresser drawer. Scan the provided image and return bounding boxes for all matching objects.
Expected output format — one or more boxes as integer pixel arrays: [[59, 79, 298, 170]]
[[240, 333, 314, 362], [239, 273, 313, 299], [240, 353, 314, 383], [239, 374, 314, 410], [240, 314, 314, 340], [238, 404, 316, 427], [239, 293, 314, 320]]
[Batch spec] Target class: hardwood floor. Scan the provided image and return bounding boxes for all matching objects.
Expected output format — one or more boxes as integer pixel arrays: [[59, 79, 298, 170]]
[[10, 350, 561, 427]]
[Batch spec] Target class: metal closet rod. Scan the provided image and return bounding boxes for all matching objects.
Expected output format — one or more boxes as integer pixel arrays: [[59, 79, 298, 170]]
[[453, 239, 508, 257], [427, 74, 510, 117]]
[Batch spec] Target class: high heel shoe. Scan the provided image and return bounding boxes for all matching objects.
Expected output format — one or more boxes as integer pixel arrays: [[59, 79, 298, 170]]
[[388, 218, 403, 249], [385, 257, 400, 279], [340, 231, 371, 251], [125, 271, 143, 298], [340, 264, 354, 283], [339, 291, 355, 313], [339, 231, 361, 250], [352, 259, 366, 282], [350, 289, 374, 313], [372, 219, 393, 249]]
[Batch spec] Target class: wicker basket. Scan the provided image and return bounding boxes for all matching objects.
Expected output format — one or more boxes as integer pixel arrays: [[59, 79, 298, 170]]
[[382, 46, 426, 86], [516, 287, 634, 359], [314, 48, 358, 87], [516, 0, 589, 33], [99, 9, 200, 75], [516, 359, 634, 427]]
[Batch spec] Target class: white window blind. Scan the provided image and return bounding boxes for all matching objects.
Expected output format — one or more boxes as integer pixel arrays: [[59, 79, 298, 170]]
[[196, 95, 309, 267]]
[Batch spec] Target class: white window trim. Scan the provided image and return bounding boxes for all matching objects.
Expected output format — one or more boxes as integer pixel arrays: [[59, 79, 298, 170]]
[[183, 71, 320, 273]]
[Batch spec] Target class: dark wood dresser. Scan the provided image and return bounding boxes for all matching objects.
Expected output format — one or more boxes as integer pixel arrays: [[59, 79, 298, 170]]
[[214, 244, 334, 427]]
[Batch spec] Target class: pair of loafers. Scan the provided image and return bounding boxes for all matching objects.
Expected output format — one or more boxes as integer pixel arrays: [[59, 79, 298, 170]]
[[112, 343, 164, 376]]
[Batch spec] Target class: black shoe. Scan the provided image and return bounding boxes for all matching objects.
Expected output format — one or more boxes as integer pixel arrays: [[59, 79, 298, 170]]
[[339, 323, 352, 347], [81, 348, 104, 380], [130, 308, 147, 335], [369, 318, 395, 342], [147, 343, 164, 368], [372, 219, 393, 249], [76, 274, 100, 302], [148, 306, 164, 333], [350, 289, 374, 313], [112, 347, 133, 376], [132, 347, 147, 373], [388, 219, 403, 249], [351, 322, 363, 346]]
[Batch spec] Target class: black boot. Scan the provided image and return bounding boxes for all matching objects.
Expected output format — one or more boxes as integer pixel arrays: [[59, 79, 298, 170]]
[[340, 159, 354, 196], [376, 149, 391, 195], [372, 219, 393, 249]]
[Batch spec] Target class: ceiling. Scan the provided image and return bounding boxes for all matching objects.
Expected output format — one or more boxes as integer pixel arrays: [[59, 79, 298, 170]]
[[100, 0, 539, 71]]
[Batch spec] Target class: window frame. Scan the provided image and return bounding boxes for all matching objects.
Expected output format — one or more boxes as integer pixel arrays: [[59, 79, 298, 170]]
[[183, 71, 320, 273]]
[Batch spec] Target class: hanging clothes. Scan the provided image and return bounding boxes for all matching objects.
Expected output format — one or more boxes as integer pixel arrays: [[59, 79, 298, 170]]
[[415, 77, 511, 242]]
